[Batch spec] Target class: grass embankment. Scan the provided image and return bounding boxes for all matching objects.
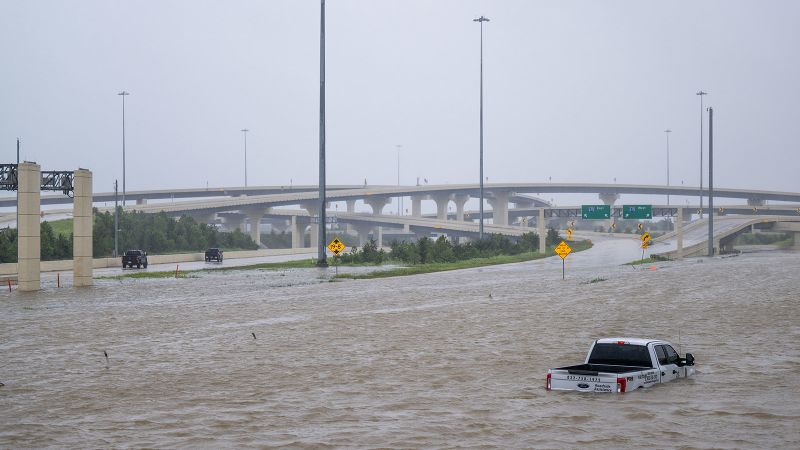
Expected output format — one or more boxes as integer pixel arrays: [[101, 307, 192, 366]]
[[624, 257, 657, 266], [46, 219, 73, 236], [333, 240, 593, 280]]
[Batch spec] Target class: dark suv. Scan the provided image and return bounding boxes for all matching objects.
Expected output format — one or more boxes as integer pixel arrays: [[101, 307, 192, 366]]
[[122, 250, 148, 269], [205, 248, 223, 262]]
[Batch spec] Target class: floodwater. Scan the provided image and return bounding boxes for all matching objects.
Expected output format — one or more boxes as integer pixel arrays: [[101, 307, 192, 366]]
[[1, 238, 798, 448]]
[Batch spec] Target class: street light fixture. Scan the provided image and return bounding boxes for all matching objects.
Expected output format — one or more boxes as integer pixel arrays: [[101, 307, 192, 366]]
[[664, 129, 671, 205], [241, 128, 249, 187], [118, 91, 130, 205], [473, 15, 489, 240], [396, 144, 402, 215], [696, 90, 708, 218]]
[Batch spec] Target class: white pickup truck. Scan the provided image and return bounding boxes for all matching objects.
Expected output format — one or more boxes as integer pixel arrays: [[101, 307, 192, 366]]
[[546, 338, 695, 393]]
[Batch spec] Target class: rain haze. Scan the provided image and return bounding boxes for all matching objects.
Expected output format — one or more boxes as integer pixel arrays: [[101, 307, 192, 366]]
[[2, 0, 799, 205]]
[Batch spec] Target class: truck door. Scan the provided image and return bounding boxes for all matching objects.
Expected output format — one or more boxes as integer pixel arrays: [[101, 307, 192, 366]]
[[655, 345, 679, 383]]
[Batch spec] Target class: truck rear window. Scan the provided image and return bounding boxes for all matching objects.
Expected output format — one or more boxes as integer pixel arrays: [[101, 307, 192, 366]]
[[588, 343, 652, 367]]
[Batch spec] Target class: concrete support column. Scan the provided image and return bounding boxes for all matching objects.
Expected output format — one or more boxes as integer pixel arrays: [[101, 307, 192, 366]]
[[17, 162, 41, 292], [193, 211, 217, 225], [487, 192, 510, 226], [676, 206, 684, 260], [432, 193, 452, 220], [411, 196, 423, 218], [73, 169, 93, 287], [453, 194, 470, 221], [352, 224, 372, 247], [302, 203, 320, 250], [364, 197, 390, 215], [599, 193, 619, 232], [793, 232, 800, 250], [346, 200, 356, 213], [136, 198, 147, 205], [245, 209, 267, 247], [375, 226, 383, 248], [538, 208, 546, 254], [290, 216, 303, 249], [225, 215, 245, 233]]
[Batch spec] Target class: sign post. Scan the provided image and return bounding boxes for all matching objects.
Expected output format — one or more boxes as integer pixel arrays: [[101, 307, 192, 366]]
[[327, 237, 346, 275], [640, 232, 651, 263], [554, 240, 572, 280]]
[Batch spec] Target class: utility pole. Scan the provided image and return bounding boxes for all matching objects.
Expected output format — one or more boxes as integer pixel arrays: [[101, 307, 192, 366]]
[[474, 15, 490, 240], [396, 144, 402, 215], [696, 90, 707, 218], [241, 129, 249, 187], [118, 91, 130, 206], [664, 129, 671, 205], [707, 107, 714, 257], [114, 180, 119, 258], [16, 138, 20, 233], [317, 0, 328, 267]]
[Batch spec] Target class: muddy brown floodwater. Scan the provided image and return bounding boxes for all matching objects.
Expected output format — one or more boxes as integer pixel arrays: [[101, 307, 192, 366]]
[[1, 239, 799, 448]]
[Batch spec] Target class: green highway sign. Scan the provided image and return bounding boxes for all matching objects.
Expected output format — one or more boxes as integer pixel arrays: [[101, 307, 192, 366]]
[[581, 204, 611, 220], [623, 205, 652, 219]]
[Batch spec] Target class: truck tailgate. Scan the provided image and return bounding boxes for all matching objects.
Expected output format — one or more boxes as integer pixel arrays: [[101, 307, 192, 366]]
[[548, 370, 620, 393]]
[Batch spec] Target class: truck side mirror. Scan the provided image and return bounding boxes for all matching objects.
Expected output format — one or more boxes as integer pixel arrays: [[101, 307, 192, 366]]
[[684, 353, 695, 366]]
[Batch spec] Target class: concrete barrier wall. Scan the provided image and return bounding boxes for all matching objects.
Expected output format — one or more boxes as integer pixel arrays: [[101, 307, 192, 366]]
[[0, 248, 314, 276]]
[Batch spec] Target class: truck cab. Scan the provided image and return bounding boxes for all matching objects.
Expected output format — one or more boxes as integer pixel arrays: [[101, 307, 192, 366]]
[[547, 338, 695, 393]]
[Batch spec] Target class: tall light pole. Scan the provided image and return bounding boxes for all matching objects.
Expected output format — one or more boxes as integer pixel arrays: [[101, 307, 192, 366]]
[[317, 0, 328, 267], [474, 15, 489, 240], [396, 144, 402, 215], [118, 91, 129, 206], [114, 180, 119, 258], [696, 90, 707, 218], [241, 128, 249, 187], [707, 107, 714, 256], [664, 129, 671, 205]]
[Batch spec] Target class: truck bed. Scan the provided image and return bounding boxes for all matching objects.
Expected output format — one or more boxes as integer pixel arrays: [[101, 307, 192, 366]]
[[556, 363, 652, 375]]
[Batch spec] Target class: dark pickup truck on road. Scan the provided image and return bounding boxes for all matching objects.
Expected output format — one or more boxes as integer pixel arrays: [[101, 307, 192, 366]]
[[122, 250, 148, 269], [205, 248, 223, 262]]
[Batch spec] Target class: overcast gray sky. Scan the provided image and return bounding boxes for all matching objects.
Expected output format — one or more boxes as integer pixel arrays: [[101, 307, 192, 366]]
[[2, 0, 799, 203]]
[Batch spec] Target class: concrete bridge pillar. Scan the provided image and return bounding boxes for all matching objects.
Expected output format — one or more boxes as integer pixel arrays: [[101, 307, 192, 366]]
[[290, 216, 305, 249], [432, 193, 452, 220], [351, 224, 372, 247], [17, 162, 41, 292], [136, 198, 147, 205], [793, 232, 800, 250], [411, 196, 423, 218], [599, 193, 619, 232], [192, 211, 217, 225], [453, 194, 470, 221], [487, 192, 510, 226], [73, 169, 93, 287], [225, 215, 245, 233], [364, 197, 390, 215], [302, 203, 320, 250], [245, 208, 269, 247], [538, 208, 546, 254], [676, 206, 684, 259], [346, 199, 356, 213]]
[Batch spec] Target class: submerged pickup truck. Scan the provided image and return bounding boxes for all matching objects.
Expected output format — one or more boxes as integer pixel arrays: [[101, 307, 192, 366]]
[[546, 338, 695, 393]]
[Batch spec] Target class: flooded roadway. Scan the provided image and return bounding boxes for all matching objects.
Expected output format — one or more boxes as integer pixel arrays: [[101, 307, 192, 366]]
[[1, 238, 799, 448]]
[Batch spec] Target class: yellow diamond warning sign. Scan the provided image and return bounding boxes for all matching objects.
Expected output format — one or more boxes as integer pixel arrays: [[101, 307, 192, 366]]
[[641, 232, 651, 243], [554, 240, 572, 259], [327, 238, 346, 256]]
